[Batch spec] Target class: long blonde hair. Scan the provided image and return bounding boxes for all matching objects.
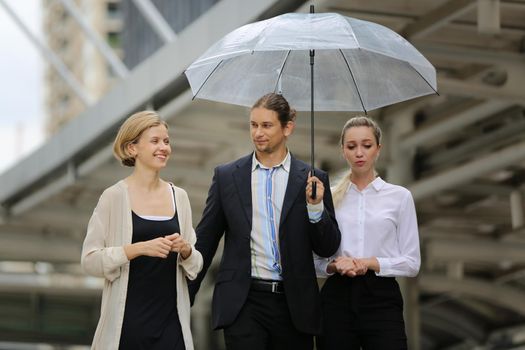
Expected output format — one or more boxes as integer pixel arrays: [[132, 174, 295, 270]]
[[332, 116, 382, 208]]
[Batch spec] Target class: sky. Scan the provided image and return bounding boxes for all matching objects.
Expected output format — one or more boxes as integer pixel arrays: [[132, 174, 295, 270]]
[[0, 1, 44, 174]]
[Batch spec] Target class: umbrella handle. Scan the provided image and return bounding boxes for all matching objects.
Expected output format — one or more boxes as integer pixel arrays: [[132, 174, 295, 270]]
[[310, 167, 317, 200]]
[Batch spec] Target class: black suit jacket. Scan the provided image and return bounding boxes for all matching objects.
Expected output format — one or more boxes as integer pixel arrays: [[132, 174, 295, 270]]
[[189, 153, 341, 335]]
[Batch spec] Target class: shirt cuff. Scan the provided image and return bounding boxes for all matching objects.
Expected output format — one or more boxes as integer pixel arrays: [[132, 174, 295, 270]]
[[375, 257, 392, 276], [316, 258, 334, 278], [307, 202, 324, 223]]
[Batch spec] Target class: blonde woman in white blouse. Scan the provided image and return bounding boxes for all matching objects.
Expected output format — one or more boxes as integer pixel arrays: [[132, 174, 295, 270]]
[[315, 116, 420, 350], [81, 111, 203, 350]]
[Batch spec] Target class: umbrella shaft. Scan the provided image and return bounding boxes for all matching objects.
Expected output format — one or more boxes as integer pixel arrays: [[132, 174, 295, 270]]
[[310, 2, 316, 198], [310, 49, 316, 199], [310, 52, 315, 173]]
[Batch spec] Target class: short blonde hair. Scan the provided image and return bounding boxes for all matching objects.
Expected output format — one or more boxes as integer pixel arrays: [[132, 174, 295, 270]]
[[113, 111, 168, 167]]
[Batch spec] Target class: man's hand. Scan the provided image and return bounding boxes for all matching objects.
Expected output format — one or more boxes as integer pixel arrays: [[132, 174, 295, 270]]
[[306, 174, 324, 204]]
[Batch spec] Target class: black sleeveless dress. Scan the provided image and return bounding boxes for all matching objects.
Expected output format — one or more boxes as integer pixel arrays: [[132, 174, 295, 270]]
[[119, 208, 185, 350]]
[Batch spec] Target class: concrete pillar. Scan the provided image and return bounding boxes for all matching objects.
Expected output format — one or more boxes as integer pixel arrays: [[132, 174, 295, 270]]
[[478, 0, 500, 34], [447, 261, 464, 280], [510, 190, 524, 229]]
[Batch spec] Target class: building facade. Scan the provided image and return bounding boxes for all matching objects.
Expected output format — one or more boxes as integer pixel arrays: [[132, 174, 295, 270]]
[[43, 0, 123, 135]]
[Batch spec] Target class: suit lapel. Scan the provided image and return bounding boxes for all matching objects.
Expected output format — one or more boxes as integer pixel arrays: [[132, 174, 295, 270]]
[[280, 156, 307, 228], [232, 154, 253, 228]]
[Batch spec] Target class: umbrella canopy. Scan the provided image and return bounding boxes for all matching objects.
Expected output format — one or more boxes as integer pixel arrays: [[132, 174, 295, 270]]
[[184, 11, 437, 112]]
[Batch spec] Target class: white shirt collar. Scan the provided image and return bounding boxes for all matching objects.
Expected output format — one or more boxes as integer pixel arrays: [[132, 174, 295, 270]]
[[346, 176, 386, 193], [252, 151, 291, 173]]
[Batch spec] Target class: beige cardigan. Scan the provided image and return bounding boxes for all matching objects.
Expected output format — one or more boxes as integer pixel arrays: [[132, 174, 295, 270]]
[[81, 180, 203, 350]]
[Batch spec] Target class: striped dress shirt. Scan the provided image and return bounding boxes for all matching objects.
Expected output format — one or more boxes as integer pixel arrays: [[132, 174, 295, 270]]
[[250, 152, 323, 281]]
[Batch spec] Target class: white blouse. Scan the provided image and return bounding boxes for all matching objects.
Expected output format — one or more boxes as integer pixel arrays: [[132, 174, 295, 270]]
[[315, 177, 420, 278]]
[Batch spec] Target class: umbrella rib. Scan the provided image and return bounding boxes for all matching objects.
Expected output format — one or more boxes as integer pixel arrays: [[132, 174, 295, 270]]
[[191, 59, 224, 100], [273, 50, 291, 94], [407, 62, 439, 96], [339, 49, 367, 114]]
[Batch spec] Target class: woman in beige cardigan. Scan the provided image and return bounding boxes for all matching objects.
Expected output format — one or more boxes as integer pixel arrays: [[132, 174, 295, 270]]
[[81, 111, 203, 350]]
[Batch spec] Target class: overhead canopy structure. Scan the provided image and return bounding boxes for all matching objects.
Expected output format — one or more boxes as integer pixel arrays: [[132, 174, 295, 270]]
[[1, 0, 525, 349]]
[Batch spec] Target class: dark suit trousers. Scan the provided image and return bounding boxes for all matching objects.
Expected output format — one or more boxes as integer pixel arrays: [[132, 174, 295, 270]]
[[224, 288, 313, 350], [317, 272, 407, 350]]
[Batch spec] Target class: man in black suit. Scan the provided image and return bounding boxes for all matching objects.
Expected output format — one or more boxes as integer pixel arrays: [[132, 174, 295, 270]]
[[189, 93, 341, 350]]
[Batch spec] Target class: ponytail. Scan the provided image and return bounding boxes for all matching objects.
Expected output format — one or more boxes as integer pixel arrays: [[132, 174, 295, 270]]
[[332, 171, 352, 208]]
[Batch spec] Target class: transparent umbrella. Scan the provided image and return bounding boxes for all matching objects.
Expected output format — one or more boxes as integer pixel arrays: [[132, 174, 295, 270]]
[[184, 7, 437, 195]]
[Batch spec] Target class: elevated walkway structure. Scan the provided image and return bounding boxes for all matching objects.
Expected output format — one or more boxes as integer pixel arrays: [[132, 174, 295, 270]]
[[1, 0, 525, 348]]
